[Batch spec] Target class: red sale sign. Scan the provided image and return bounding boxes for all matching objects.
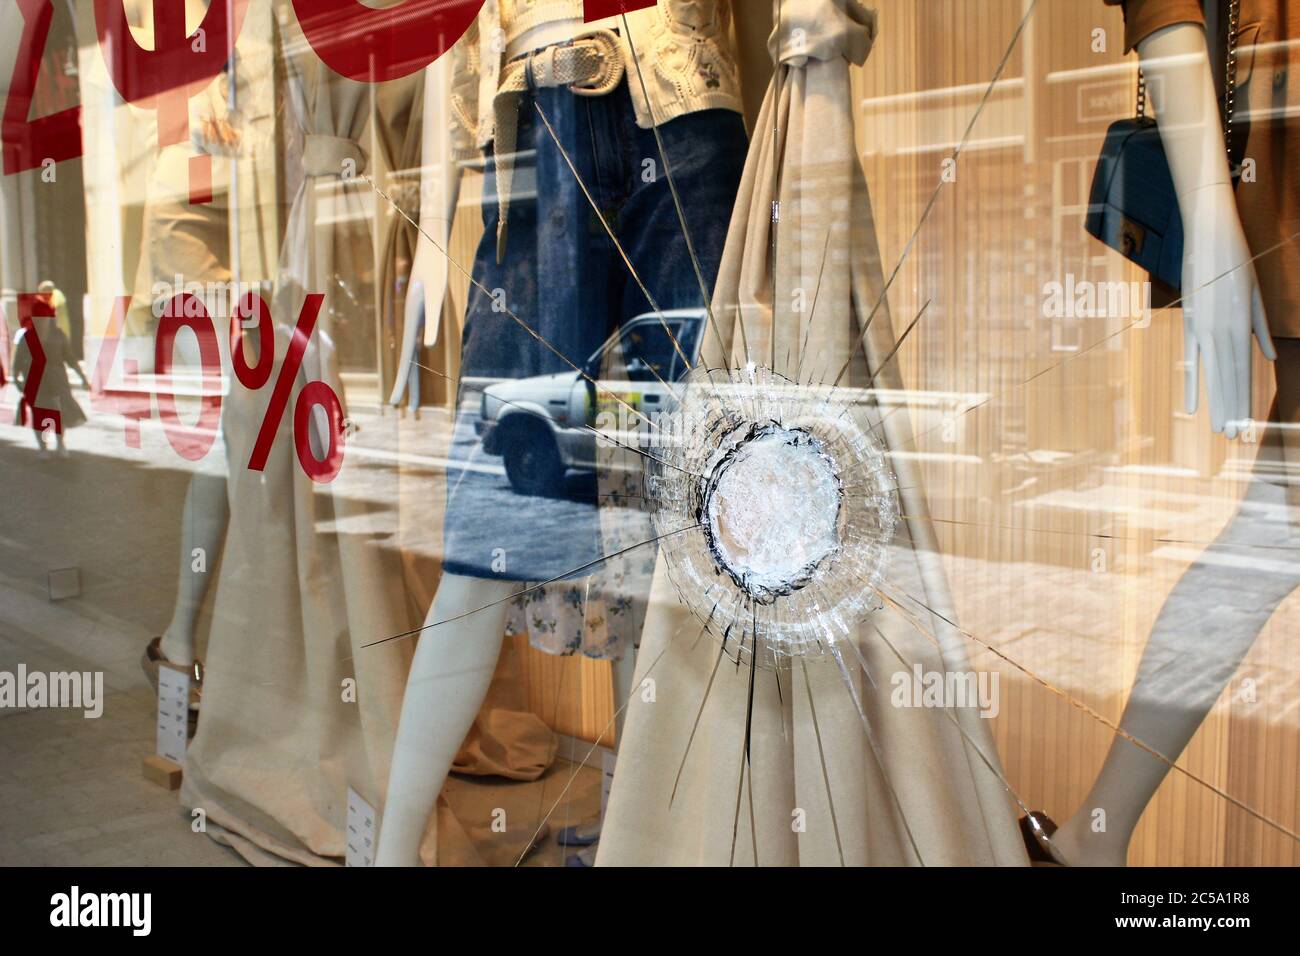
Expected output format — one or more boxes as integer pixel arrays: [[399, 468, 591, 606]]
[[582, 0, 658, 20], [290, 0, 657, 82], [290, 0, 485, 83], [3, 0, 82, 175], [3, 0, 665, 178]]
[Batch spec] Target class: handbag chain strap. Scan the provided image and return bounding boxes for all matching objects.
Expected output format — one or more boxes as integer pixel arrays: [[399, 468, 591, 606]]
[[1136, 0, 1239, 159]]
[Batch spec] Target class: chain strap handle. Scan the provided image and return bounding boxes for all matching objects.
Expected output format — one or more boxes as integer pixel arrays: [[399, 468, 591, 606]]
[[1135, 0, 1239, 159], [1224, 0, 1240, 156]]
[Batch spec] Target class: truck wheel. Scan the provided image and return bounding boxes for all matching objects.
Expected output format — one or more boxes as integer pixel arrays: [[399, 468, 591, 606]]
[[503, 422, 564, 497]]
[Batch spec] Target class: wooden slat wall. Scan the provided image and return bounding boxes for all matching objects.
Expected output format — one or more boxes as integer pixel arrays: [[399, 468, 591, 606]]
[[510, 634, 617, 746], [854, 0, 1298, 866]]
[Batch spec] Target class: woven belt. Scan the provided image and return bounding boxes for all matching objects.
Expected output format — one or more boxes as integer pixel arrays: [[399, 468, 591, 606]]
[[492, 29, 624, 262]]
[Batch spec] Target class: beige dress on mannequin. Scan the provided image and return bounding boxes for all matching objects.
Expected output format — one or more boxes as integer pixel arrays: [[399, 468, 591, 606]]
[[181, 3, 556, 866], [178, 4, 418, 866], [597, 0, 1028, 866]]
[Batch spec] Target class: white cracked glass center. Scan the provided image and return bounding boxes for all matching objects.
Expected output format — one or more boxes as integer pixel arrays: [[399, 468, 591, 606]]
[[705, 429, 841, 594]]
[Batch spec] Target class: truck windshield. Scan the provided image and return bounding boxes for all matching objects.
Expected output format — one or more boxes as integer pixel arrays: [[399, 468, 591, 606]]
[[596, 319, 699, 383]]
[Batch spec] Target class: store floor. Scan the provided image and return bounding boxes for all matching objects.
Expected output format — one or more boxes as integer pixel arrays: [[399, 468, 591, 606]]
[[0, 518, 601, 868], [3, 389, 1297, 865]]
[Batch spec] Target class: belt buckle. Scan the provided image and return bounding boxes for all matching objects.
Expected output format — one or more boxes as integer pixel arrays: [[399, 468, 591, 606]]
[[568, 29, 623, 98], [526, 45, 562, 92]]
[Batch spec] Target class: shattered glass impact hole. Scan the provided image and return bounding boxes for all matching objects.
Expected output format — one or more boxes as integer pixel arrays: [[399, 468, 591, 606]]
[[703, 425, 841, 600], [645, 365, 900, 668]]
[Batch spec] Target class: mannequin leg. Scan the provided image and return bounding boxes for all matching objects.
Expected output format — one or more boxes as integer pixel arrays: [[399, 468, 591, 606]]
[[376, 572, 515, 866], [160, 471, 229, 666], [1053, 431, 1299, 863]]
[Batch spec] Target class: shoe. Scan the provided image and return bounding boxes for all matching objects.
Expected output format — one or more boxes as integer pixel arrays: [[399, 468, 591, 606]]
[[556, 820, 602, 847], [564, 844, 597, 867], [140, 637, 203, 693], [1019, 811, 1064, 865]]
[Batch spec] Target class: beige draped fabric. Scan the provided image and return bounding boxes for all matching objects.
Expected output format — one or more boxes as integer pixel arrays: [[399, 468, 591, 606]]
[[182, 5, 557, 865], [179, 7, 418, 866], [597, 0, 1028, 866]]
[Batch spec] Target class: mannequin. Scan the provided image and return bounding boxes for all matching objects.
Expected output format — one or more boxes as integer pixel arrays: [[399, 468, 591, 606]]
[[377, 575, 515, 865], [376, 1, 765, 866], [157, 472, 228, 668], [1050, 16, 1297, 865], [387, 55, 457, 413], [125, 0, 244, 675], [378, 40, 606, 871]]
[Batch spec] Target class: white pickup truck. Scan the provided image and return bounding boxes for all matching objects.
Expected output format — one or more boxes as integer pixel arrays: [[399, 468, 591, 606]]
[[476, 309, 705, 496]]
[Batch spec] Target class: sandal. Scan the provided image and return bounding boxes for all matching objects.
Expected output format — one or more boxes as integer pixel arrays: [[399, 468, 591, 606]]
[[1018, 811, 1065, 866]]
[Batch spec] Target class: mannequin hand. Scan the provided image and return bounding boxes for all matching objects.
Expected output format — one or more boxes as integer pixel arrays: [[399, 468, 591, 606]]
[[1179, 184, 1275, 439], [407, 228, 444, 346], [387, 223, 449, 407]]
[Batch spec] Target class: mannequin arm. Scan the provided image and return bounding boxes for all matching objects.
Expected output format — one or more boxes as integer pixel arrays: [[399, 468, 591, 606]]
[[388, 53, 463, 407], [1137, 23, 1274, 438], [1049, 24, 1288, 866]]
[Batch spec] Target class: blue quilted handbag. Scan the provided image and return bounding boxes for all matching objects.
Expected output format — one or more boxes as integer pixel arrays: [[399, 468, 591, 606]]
[[1085, 0, 1241, 295], [1085, 116, 1184, 291]]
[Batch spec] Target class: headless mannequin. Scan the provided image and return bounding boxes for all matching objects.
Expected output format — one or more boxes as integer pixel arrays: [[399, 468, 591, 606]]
[[376, 3, 771, 868], [376, 22, 521, 864], [159, 473, 229, 667], [376, 15, 626, 868], [1051, 22, 1289, 866]]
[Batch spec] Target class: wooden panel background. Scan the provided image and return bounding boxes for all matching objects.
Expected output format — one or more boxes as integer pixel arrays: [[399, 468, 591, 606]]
[[853, 0, 1299, 866]]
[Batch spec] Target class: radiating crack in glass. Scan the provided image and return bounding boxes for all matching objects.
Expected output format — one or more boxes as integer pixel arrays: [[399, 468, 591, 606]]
[[894, 225, 1300, 457], [871, 623, 1033, 821], [799, 657, 846, 866], [618, 10, 733, 367], [646, 365, 900, 667], [408, 358, 701, 481], [361, 524, 698, 649], [828, 639, 925, 864], [529, 100, 695, 377], [825, 0, 1042, 391]]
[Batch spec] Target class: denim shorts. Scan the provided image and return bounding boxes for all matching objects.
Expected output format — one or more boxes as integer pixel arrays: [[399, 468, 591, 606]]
[[441, 80, 746, 582]]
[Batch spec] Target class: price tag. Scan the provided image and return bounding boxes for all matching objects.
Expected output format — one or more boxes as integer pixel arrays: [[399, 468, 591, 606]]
[[346, 787, 377, 867], [155, 665, 191, 766]]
